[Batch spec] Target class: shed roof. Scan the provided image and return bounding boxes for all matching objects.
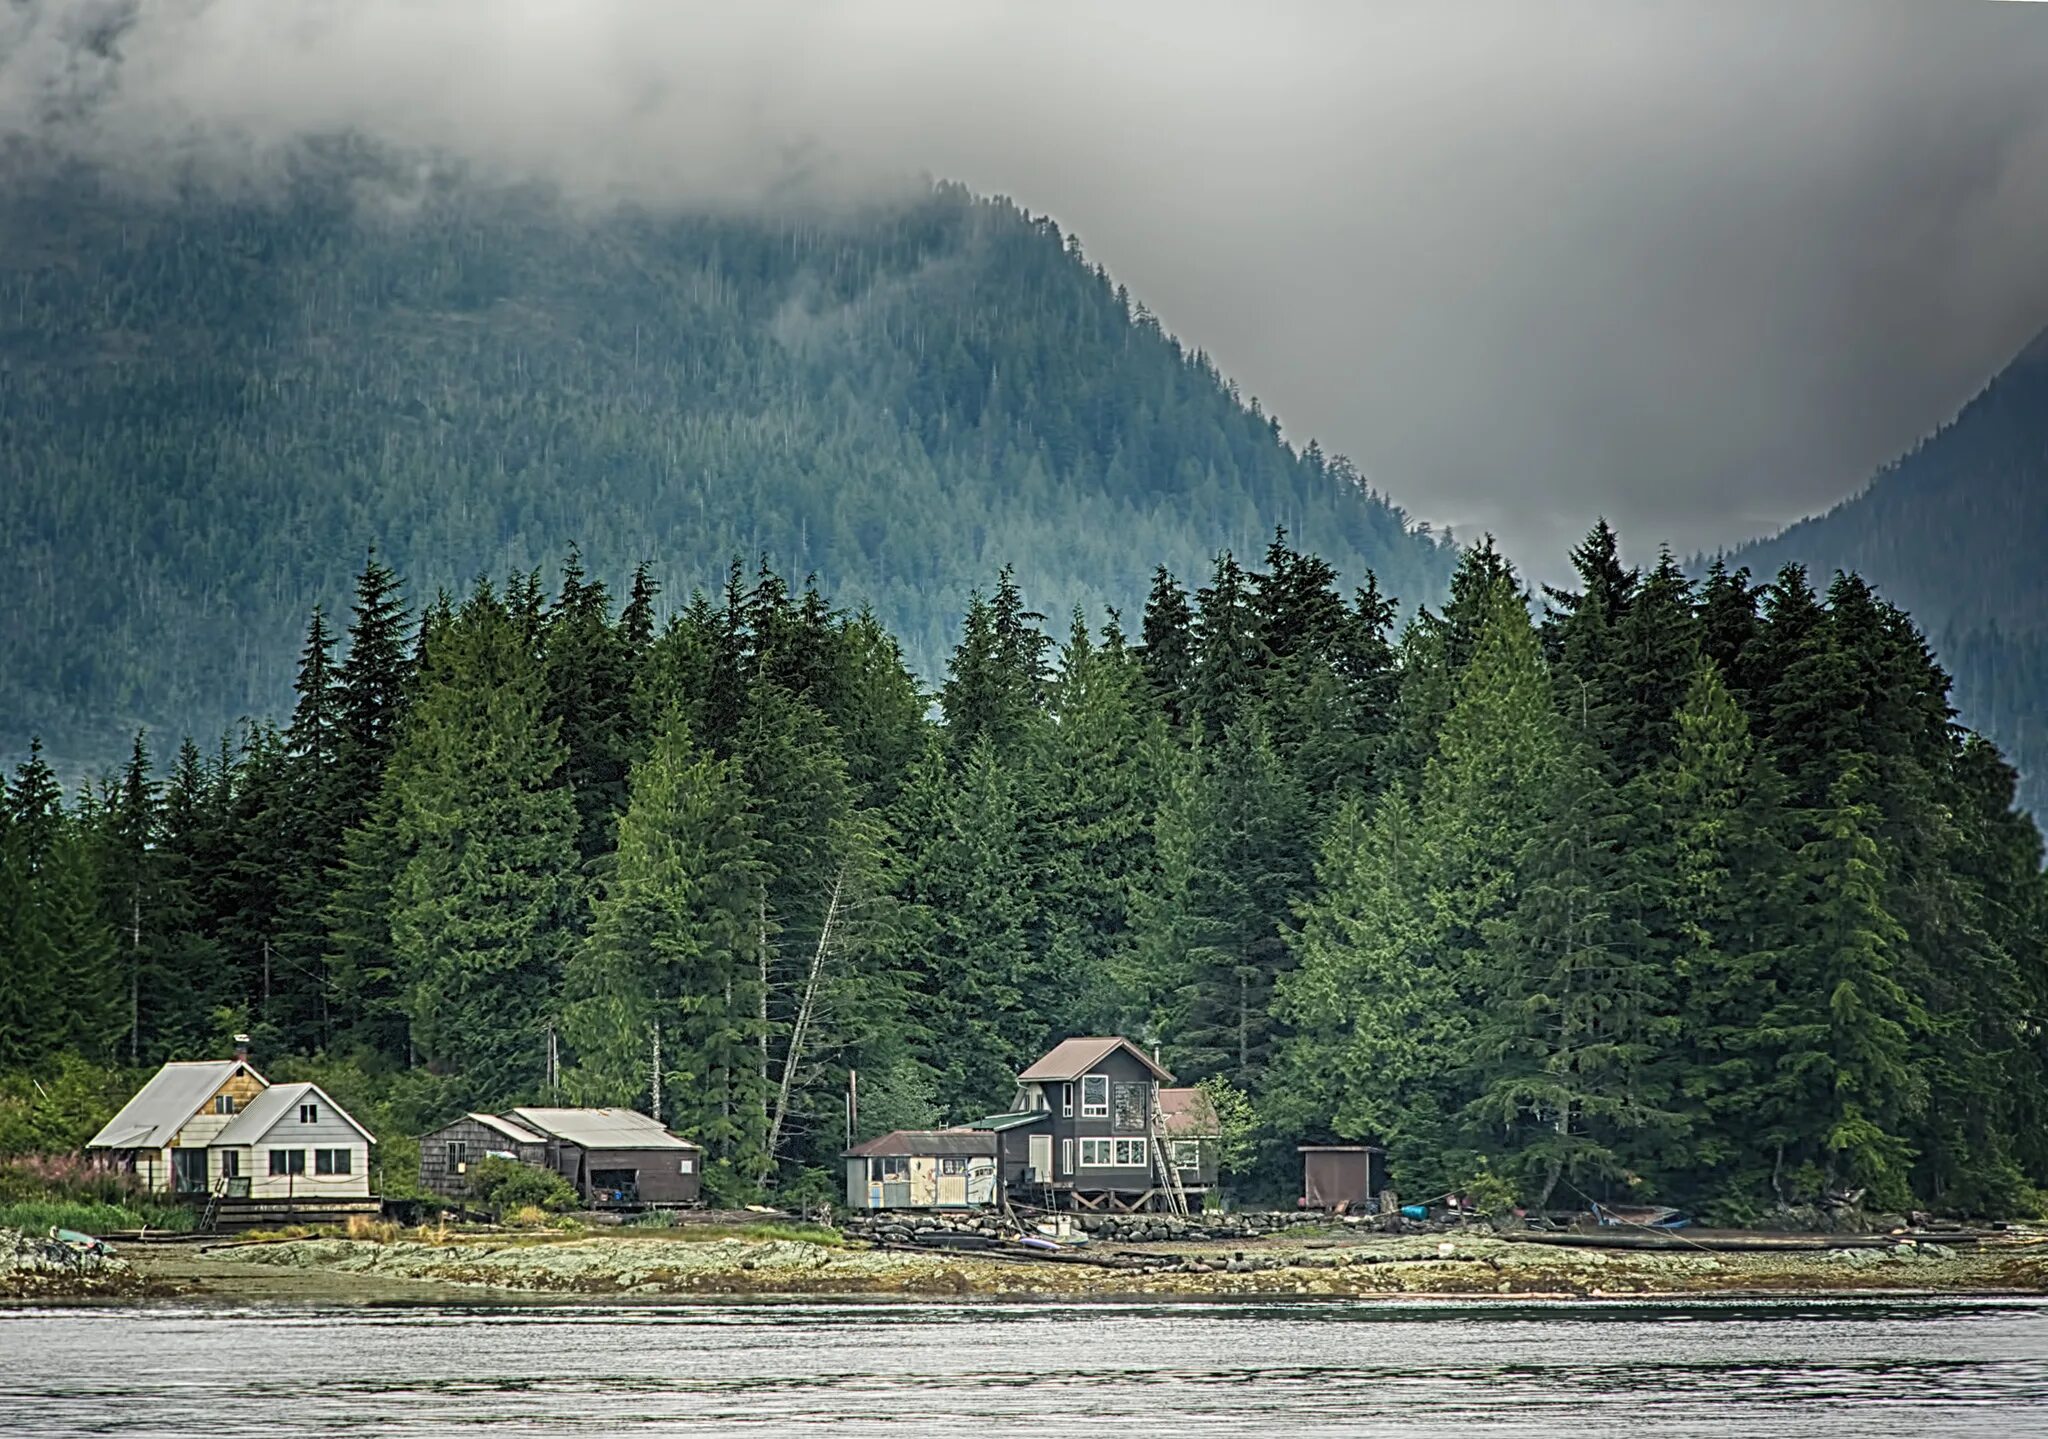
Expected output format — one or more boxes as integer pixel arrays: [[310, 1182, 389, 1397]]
[[86, 1060, 265, 1150], [505, 1107, 700, 1151], [844, 1129, 997, 1158], [1019, 1036, 1173, 1084], [1157, 1087, 1221, 1137], [966, 1110, 1052, 1133], [215, 1081, 377, 1146], [468, 1112, 547, 1146]]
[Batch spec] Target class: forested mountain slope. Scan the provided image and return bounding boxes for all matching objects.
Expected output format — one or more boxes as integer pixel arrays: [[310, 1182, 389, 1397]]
[[0, 158, 1455, 773], [1724, 328, 2048, 818]]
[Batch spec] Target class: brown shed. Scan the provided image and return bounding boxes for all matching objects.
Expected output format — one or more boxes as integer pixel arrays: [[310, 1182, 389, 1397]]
[[1299, 1144, 1385, 1210], [502, 1107, 705, 1208], [417, 1113, 549, 1200]]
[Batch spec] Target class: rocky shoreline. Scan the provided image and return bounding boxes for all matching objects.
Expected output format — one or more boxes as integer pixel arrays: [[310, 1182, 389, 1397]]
[[95, 1222, 2048, 1305]]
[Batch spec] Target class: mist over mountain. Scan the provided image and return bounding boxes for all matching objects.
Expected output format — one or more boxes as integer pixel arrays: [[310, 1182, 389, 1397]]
[[1724, 326, 2048, 820], [1, 155, 1455, 772]]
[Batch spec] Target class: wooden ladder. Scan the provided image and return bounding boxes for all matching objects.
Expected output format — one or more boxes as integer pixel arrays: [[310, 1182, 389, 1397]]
[[1147, 1114, 1190, 1218]]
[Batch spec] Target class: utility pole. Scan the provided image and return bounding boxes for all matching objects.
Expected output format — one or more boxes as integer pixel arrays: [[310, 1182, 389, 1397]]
[[650, 1021, 663, 1122], [544, 1023, 560, 1101]]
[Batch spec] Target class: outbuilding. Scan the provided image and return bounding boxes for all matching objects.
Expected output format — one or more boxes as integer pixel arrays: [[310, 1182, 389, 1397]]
[[503, 1107, 704, 1208], [843, 1130, 998, 1210], [416, 1113, 550, 1200], [1299, 1144, 1386, 1211]]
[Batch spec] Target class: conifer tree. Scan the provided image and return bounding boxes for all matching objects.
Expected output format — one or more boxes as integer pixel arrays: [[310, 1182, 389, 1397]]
[[389, 586, 582, 1100], [565, 709, 770, 1191]]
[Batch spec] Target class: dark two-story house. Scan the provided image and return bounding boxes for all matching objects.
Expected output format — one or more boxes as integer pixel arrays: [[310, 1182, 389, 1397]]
[[971, 1036, 1196, 1212]]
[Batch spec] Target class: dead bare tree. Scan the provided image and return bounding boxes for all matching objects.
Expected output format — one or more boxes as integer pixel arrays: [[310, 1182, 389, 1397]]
[[767, 864, 847, 1159]]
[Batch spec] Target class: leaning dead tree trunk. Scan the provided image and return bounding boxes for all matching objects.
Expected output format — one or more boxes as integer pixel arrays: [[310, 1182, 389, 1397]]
[[767, 866, 848, 1159]]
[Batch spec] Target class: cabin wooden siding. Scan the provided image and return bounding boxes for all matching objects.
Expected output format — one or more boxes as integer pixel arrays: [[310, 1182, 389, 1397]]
[[242, 1108, 373, 1199], [1301, 1147, 1384, 1209], [1026, 1046, 1160, 1192], [416, 1117, 546, 1200], [166, 1070, 267, 1152]]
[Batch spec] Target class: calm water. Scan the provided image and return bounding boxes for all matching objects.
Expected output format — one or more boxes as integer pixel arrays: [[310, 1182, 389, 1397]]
[[5, 1297, 2047, 1437]]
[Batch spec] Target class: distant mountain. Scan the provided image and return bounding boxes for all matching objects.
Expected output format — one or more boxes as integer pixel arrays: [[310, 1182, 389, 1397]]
[[0, 155, 1456, 775], [1724, 326, 2048, 821]]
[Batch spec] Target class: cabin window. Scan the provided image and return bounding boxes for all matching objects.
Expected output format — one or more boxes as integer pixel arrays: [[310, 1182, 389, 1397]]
[[1078, 1138, 1113, 1167], [447, 1140, 468, 1173], [1113, 1139, 1147, 1169], [1080, 1075, 1109, 1118], [1172, 1141, 1201, 1172], [269, 1148, 306, 1176], [940, 1157, 966, 1176], [315, 1148, 352, 1176], [1060, 1083, 1073, 1117], [1060, 1138, 1073, 1176], [299, 1103, 318, 1124], [213, 1094, 235, 1115], [871, 1157, 909, 1181], [219, 1151, 240, 1179], [679, 1157, 695, 1174]]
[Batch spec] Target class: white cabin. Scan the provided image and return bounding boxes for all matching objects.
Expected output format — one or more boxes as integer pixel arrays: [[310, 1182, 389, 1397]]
[[87, 1053, 376, 1200]]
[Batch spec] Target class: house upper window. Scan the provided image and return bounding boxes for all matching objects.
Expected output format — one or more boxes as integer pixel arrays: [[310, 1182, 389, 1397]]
[[299, 1103, 318, 1124], [315, 1148, 352, 1176], [1060, 1083, 1073, 1118], [269, 1149, 306, 1176], [1078, 1138, 1113, 1167], [213, 1094, 235, 1115], [1080, 1075, 1109, 1118]]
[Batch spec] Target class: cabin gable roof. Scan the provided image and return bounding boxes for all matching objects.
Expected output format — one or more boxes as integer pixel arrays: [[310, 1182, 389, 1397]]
[[86, 1059, 268, 1150], [214, 1081, 377, 1146], [1019, 1036, 1173, 1084]]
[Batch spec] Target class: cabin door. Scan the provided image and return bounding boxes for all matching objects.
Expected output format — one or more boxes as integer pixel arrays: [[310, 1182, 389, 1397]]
[[172, 1148, 210, 1195]]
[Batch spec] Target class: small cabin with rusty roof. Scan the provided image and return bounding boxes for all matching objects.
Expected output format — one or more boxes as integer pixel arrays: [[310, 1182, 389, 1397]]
[[843, 1129, 998, 1210], [972, 1036, 1188, 1212]]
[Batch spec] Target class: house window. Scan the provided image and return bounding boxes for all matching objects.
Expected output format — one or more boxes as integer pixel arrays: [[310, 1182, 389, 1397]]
[[269, 1149, 306, 1176], [219, 1150, 241, 1180], [299, 1103, 318, 1124], [939, 1157, 966, 1176], [871, 1157, 909, 1182], [315, 1148, 352, 1176], [1080, 1074, 1109, 1118], [1113, 1139, 1147, 1169], [1079, 1138, 1114, 1167], [213, 1094, 235, 1115], [679, 1157, 695, 1174], [1061, 1083, 1073, 1118], [447, 1140, 468, 1173], [1172, 1141, 1201, 1172], [1060, 1138, 1073, 1176]]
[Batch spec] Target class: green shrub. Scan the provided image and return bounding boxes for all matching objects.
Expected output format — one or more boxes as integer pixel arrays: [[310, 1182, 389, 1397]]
[[467, 1156, 577, 1217]]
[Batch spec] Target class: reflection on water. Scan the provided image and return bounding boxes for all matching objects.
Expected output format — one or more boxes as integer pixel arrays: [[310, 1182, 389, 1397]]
[[5, 1297, 2046, 1437]]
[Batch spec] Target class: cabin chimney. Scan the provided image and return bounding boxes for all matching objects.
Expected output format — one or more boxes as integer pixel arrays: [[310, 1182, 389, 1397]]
[[233, 1033, 251, 1064]]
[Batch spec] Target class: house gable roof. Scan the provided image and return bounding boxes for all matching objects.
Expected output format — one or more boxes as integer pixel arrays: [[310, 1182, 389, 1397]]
[[1157, 1087, 1221, 1138], [214, 1082, 377, 1146], [86, 1060, 267, 1150], [1019, 1036, 1173, 1084], [505, 1107, 700, 1151], [844, 1129, 996, 1158], [966, 1110, 1052, 1133]]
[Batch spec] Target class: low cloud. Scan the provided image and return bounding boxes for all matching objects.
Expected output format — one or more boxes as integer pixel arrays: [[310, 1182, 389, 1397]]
[[6, 0, 2047, 574]]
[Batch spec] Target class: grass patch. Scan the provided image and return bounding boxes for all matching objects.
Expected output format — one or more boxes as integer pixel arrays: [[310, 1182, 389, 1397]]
[[0, 1199, 195, 1234]]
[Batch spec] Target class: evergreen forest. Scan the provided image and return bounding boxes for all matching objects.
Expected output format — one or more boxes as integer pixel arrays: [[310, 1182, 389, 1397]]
[[5, 526, 2045, 1222], [0, 159, 1454, 779], [1727, 326, 2048, 821]]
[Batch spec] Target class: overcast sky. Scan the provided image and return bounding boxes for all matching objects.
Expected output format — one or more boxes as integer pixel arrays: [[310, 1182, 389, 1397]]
[[8, 0, 2048, 575]]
